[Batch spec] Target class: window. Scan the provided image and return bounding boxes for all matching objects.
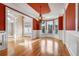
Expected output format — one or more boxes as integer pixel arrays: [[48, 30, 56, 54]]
[[41, 21, 46, 33], [54, 19, 58, 34], [41, 20, 58, 34], [47, 21, 53, 33], [24, 21, 32, 34], [23, 16, 32, 36]]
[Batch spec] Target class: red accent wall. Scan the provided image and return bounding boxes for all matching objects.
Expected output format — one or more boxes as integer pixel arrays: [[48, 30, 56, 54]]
[[58, 16, 63, 30], [66, 3, 75, 30], [33, 19, 40, 30], [0, 3, 5, 31]]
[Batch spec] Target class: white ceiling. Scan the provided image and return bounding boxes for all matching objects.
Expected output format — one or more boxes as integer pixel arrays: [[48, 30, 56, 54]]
[[4, 3, 39, 19], [4, 3, 68, 20], [42, 3, 68, 20]]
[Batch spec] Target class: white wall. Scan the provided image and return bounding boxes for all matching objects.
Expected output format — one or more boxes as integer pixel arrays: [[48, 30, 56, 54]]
[[57, 30, 79, 56], [39, 30, 54, 38], [61, 4, 79, 56], [39, 30, 60, 39], [53, 30, 79, 56], [65, 31, 79, 56], [0, 32, 7, 50], [32, 30, 39, 39]]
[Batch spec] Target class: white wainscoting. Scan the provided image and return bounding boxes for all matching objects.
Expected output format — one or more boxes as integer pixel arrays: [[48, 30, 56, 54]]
[[57, 30, 79, 56], [65, 31, 79, 56], [32, 30, 40, 39], [0, 32, 7, 50]]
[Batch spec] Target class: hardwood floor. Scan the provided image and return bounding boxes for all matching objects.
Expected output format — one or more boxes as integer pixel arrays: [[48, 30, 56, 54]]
[[0, 49, 7, 56], [0, 37, 70, 56]]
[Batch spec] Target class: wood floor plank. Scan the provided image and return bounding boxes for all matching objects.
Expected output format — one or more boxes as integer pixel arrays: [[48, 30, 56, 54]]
[[0, 49, 7, 56], [0, 37, 70, 56]]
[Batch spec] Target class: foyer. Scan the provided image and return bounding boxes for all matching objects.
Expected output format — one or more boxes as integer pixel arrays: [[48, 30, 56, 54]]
[[0, 3, 79, 56]]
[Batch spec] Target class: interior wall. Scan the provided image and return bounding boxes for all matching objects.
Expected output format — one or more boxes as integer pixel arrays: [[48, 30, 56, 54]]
[[61, 3, 79, 56], [55, 3, 79, 56], [0, 32, 6, 51], [58, 16, 63, 30], [33, 19, 40, 30], [32, 19, 40, 39], [0, 3, 5, 31], [66, 3, 76, 30], [0, 4, 6, 51], [57, 16, 64, 40], [65, 31, 79, 56]]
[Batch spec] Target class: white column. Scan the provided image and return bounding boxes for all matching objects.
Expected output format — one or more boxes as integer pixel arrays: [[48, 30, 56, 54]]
[[63, 4, 67, 44], [76, 3, 78, 31], [63, 11, 66, 44], [76, 3, 78, 56]]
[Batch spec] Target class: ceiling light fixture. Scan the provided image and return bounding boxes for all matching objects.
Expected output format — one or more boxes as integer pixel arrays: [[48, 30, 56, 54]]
[[39, 5, 42, 23]]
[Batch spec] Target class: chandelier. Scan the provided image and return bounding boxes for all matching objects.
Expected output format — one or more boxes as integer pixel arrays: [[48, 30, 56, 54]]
[[39, 5, 42, 23]]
